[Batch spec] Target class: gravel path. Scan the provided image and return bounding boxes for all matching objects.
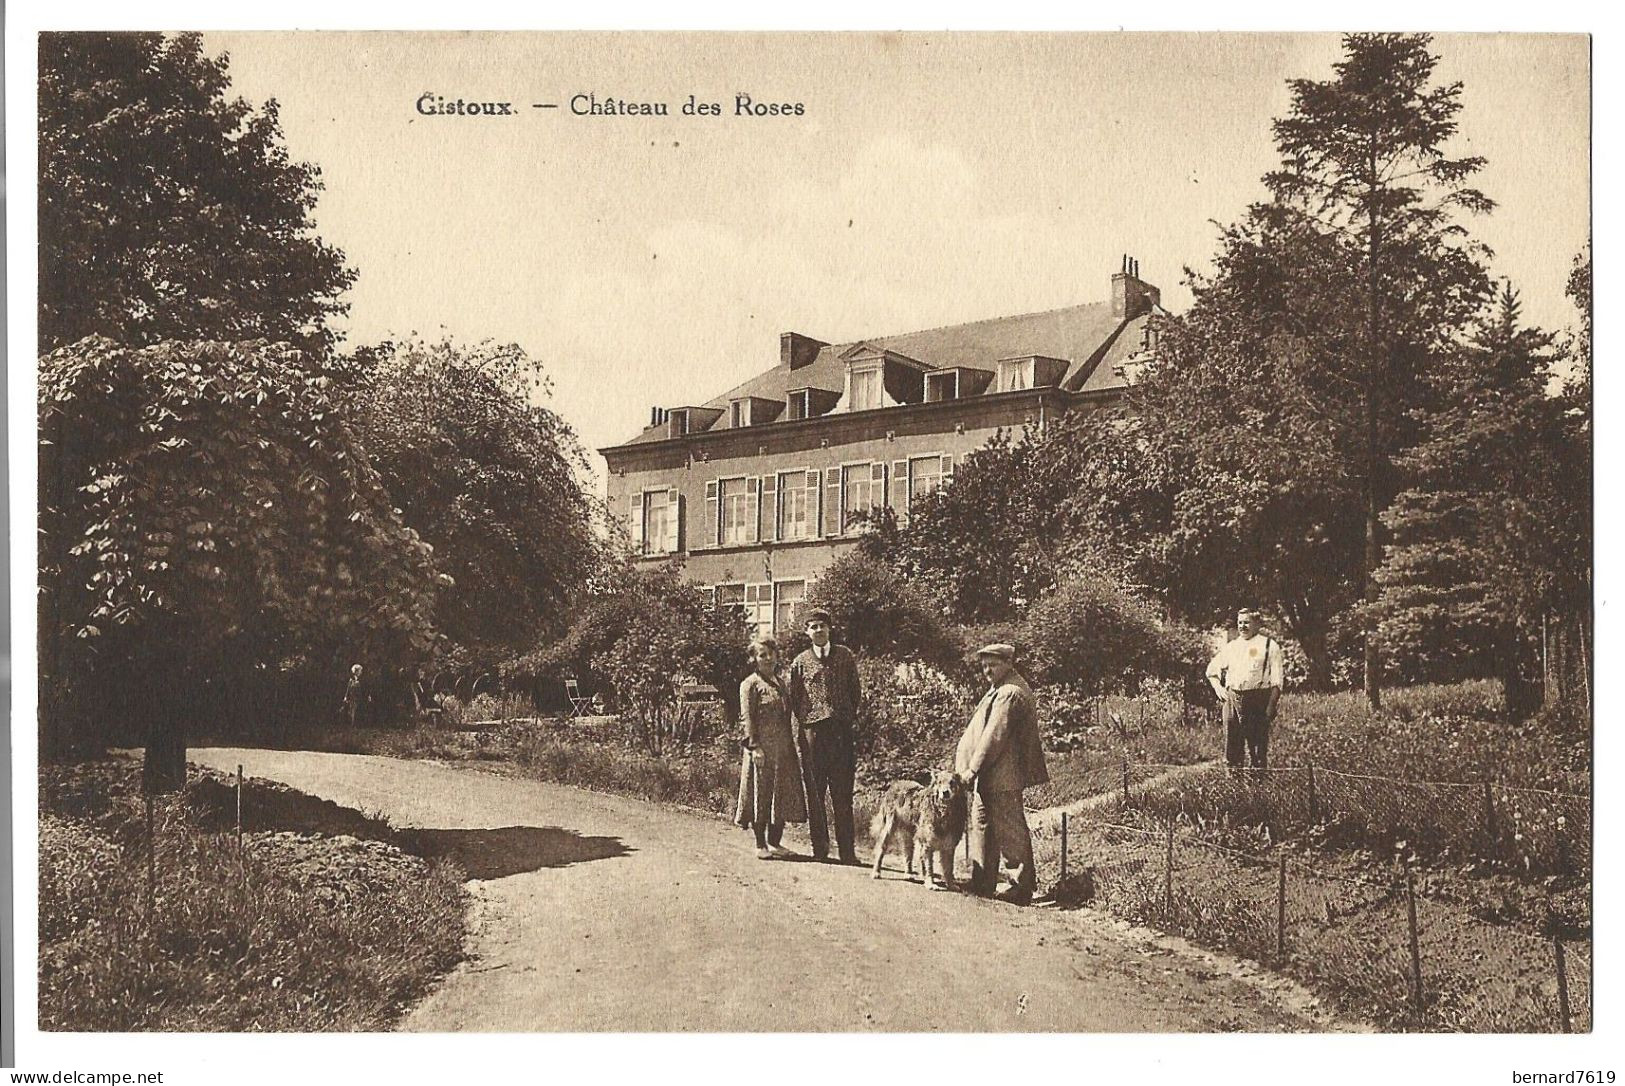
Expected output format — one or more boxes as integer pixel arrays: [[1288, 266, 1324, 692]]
[[191, 747, 1337, 1032]]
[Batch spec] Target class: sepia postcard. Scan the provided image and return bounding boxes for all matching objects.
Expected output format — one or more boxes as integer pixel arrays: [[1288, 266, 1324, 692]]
[[4, 16, 1605, 1085]]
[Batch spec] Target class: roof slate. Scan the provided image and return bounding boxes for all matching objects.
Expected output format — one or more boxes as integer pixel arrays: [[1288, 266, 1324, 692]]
[[616, 300, 1146, 446]]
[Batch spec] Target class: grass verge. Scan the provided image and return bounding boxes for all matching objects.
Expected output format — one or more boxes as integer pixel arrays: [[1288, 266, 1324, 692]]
[[39, 757, 468, 1031]]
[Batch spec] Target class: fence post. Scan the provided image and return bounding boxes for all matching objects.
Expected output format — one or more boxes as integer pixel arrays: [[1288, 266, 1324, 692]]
[[1060, 811, 1068, 881], [1122, 758, 1130, 807], [1554, 938, 1572, 1033], [1481, 782, 1497, 854], [1307, 763, 1318, 823], [1276, 853, 1288, 964], [1405, 865, 1424, 1027], [1163, 816, 1175, 918], [145, 794, 156, 925], [236, 764, 244, 851]]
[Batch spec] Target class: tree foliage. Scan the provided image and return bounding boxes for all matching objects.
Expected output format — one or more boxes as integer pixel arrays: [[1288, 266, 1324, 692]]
[[1016, 576, 1203, 695], [39, 32, 354, 355], [346, 337, 609, 671], [1371, 287, 1565, 696], [1258, 32, 1495, 704], [39, 337, 442, 782], [802, 552, 957, 667], [589, 568, 749, 756], [859, 428, 1075, 623]]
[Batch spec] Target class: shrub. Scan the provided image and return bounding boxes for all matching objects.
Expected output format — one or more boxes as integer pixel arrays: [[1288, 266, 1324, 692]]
[[1018, 576, 1197, 693], [802, 552, 959, 667], [853, 656, 969, 770]]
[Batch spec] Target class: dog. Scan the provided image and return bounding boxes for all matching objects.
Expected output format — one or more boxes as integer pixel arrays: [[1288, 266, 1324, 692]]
[[869, 769, 969, 889]]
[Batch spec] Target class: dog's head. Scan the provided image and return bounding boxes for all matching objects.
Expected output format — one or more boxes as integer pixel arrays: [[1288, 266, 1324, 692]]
[[928, 769, 966, 807]]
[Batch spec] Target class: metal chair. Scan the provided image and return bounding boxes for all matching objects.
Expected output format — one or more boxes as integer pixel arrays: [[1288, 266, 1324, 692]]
[[565, 678, 592, 719]]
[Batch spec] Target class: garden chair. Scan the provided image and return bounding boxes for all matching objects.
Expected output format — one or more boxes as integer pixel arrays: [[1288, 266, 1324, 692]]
[[565, 678, 592, 719]]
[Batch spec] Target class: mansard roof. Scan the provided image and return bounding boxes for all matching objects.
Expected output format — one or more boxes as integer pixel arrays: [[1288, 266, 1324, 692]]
[[615, 298, 1152, 447]]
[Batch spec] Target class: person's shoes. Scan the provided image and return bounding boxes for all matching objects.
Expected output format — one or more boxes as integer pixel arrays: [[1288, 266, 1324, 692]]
[[995, 887, 1034, 906], [836, 854, 861, 866], [812, 852, 832, 863], [769, 845, 795, 859], [755, 847, 773, 860]]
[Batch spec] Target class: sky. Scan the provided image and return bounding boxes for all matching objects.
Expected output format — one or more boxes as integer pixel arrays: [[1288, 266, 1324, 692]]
[[204, 31, 1591, 478]]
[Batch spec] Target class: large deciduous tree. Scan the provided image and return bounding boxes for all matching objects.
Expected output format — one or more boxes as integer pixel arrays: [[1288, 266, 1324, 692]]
[[39, 32, 354, 355], [39, 338, 442, 787], [346, 338, 611, 673]]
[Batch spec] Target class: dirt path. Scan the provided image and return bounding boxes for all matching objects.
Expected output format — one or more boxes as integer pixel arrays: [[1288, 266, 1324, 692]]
[[1028, 760, 1218, 823], [191, 748, 1337, 1032]]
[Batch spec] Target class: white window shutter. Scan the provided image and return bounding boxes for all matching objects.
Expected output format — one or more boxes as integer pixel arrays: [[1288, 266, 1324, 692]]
[[824, 467, 841, 536], [748, 477, 761, 543], [629, 492, 644, 551], [704, 480, 719, 548], [762, 474, 778, 542], [890, 458, 909, 514], [665, 487, 681, 553]]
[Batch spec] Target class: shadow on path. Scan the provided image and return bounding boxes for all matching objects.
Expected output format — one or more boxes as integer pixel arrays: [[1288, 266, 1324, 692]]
[[396, 826, 634, 880]]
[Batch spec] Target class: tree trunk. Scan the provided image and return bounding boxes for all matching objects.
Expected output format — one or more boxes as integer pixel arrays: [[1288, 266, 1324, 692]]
[[1362, 139, 1384, 713], [1296, 621, 1334, 692], [142, 668, 188, 795]]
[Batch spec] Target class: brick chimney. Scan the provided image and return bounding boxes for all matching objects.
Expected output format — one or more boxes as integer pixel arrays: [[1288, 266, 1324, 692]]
[[1111, 255, 1161, 320], [780, 332, 828, 370]]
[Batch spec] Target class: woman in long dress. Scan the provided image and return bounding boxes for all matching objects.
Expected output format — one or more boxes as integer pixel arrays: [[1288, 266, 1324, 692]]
[[734, 637, 807, 859]]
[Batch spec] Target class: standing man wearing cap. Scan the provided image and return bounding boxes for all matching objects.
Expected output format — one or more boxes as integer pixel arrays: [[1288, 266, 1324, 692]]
[[954, 644, 1048, 905], [1206, 608, 1285, 769], [788, 608, 863, 864]]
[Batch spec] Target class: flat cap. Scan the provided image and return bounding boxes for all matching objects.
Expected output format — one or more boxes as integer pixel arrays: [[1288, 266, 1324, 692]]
[[976, 642, 1016, 661], [804, 607, 833, 624]]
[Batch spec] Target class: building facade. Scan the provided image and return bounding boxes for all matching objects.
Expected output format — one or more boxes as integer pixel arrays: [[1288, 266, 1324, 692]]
[[599, 259, 1164, 634]]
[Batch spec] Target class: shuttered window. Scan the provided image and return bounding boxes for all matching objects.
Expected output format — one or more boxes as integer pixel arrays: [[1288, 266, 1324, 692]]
[[636, 487, 682, 555], [777, 470, 818, 541], [720, 477, 753, 546]]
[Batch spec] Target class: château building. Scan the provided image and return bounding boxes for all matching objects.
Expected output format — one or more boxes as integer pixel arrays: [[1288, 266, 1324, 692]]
[[599, 258, 1164, 634]]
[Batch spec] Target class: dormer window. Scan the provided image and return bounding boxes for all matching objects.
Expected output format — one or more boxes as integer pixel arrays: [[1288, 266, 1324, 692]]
[[787, 390, 809, 421], [997, 358, 1033, 392], [731, 399, 749, 428], [669, 410, 690, 437], [848, 367, 883, 411], [925, 371, 960, 403]]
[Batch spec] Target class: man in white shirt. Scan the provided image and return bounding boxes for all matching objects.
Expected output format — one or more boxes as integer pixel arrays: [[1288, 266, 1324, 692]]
[[1205, 608, 1284, 769]]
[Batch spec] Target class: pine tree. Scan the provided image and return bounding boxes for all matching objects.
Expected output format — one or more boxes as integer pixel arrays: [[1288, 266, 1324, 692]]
[[1373, 284, 1566, 714]]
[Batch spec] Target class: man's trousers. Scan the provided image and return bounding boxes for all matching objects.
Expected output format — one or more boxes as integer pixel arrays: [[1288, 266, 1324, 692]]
[[968, 788, 1035, 902], [800, 719, 856, 861], [1224, 688, 1274, 768]]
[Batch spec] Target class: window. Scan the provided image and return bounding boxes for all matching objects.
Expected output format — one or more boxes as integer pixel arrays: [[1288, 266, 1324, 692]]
[[848, 367, 883, 411], [631, 487, 681, 555], [730, 399, 749, 428], [773, 580, 806, 635], [787, 390, 808, 421], [925, 371, 959, 403], [842, 462, 886, 532], [998, 359, 1033, 392], [670, 410, 689, 437], [744, 584, 773, 636], [713, 583, 745, 619], [719, 477, 754, 545], [909, 455, 945, 501], [777, 470, 819, 542]]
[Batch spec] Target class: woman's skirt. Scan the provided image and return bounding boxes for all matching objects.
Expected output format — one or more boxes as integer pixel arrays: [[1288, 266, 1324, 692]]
[[734, 741, 808, 826]]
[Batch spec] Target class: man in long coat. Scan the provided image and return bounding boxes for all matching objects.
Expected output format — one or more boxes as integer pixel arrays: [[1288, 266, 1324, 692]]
[[787, 608, 863, 864], [955, 643, 1048, 904]]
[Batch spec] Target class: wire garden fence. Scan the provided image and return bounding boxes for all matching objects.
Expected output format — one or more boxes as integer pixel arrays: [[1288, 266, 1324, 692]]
[[1028, 761, 1591, 1032]]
